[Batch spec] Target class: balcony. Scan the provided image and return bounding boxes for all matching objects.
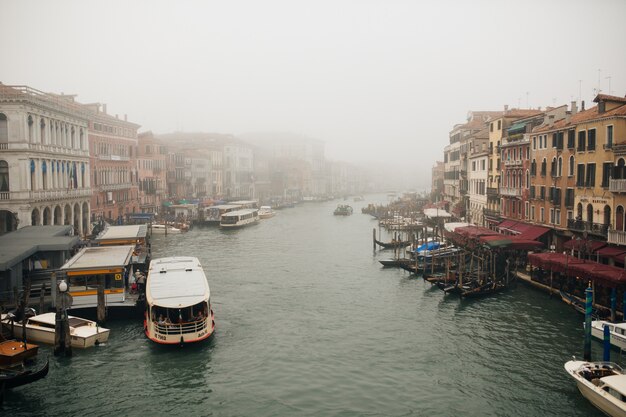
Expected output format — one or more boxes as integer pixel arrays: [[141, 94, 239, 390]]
[[608, 229, 626, 246], [99, 183, 133, 192], [609, 179, 626, 193], [98, 154, 130, 162], [499, 187, 521, 197], [504, 160, 523, 167], [487, 187, 499, 196], [567, 219, 609, 237], [483, 208, 502, 219], [29, 188, 92, 201]]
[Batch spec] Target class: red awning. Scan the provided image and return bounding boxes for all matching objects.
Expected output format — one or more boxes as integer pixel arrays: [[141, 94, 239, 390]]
[[518, 225, 550, 241], [594, 246, 626, 263], [528, 252, 585, 273], [480, 235, 543, 250], [498, 220, 517, 231], [566, 262, 626, 286], [563, 239, 607, 252]]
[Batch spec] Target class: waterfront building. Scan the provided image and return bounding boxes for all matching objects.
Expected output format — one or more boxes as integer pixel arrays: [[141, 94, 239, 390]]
[[466, 129, 489, 225], [526, 105, 576, 248], [485, 108, 544, 227], [137, 131, 167, 214], [190, 151, 212, 198], [445, 111, 496, 219], [0, 84, 92, 235], [431, 161, 444, 202], [224, 141, 254, 199], [500, 109, 559, 224], [86, 104, 140, 224]]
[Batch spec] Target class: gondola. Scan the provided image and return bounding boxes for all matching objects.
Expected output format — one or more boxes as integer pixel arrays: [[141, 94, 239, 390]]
[[0, 358, 49, 389], [373, 238, 410, 249], [460, 281, 507, 298], [560, 290, 611, 319]]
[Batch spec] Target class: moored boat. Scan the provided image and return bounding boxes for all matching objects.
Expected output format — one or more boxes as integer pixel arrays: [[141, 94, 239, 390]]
[[144, 256, 215, 345], [150, 224, 182, 235], [591, 321, 626, 351], [1, 312, 109, 348], [565, 359, 626, 417], [0, 358, 49, 389], [258, 206, 276, 219]]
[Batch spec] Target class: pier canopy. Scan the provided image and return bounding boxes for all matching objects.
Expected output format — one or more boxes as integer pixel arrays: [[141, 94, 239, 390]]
[[423, 208, 452, 219], [563, 239, 606, 253], [528, 252, 626, 287], [94, 224, 148, 245], [498, 220, 550, 241], [479, 235, 543, 250], [593, 246, 626, 263]]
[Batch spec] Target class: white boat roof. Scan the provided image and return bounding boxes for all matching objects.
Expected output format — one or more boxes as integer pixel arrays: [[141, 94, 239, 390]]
[[95, 225, 147, 241], [207, 204, 242, 210], [594, 320, 626, 330], [147, 257, 210, 308], [222, 209, 258, 217], [61, 246, 134, 270], [27, 312, 91, 326], [602, 375, 626, 394], [424, 208, 452, 219], [260, 206, 272, 210], [229, 200, 257, 205]]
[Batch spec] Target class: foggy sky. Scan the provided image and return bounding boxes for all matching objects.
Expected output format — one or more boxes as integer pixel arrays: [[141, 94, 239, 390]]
[[2, 0, 625, 189]]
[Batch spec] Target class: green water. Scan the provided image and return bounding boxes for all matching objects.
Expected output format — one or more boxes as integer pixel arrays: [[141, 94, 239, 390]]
[[3, 196, 611, 416]]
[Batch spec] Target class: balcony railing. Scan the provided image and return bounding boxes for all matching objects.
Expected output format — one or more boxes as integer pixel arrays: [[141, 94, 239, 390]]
[[486, 187, 499, 196], [608, 230, 626, 246], [483, 208, 501, 219], [499, 187, 521, 197], [29, 188, 92, 201], [609, 179, 626, 193], [99, 183, 134, 192], [504, 160, 523, 166], [567, 219, 609, 237], [98, 154, 130, 162]]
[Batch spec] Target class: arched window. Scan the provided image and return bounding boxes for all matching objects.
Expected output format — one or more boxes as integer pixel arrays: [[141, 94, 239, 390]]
[[558, 157, 563, 177], [587, 204, 594, 224], [0, 160, 9, 192], [526, 170, 530, 188], [617, 206, 625, 231], [531, 159, 537, 176], [42, 161, 48, 190], [0, 113, 8, 144], [617, 158, 626, 180], [28, 115, 34, 142], [569, 155, 575, 176], [518, 171, 522, 189], [604, 205, 611, 227], [550, 157, 556, 177], [30, 160, 36, 190], [40, 118, 46, 144], [541, 158, 547, 176]]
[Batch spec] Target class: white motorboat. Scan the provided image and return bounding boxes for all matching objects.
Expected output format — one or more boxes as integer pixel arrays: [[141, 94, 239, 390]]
[[564, 359, 626, 417], [150, 224, 182, 235], [258, 206, 276, 219], [591, 321, 626, 351], [1, 312, 110, 348]]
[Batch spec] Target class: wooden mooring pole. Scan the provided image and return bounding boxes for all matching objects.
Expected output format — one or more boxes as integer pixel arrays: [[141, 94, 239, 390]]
[[97, 275, 106, 325], [373, 228, 377, 252]]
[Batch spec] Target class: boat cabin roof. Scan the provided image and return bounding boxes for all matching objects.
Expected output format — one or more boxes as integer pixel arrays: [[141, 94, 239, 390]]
[[207, 204, 242, 210], [28, 312, 88, 326], [602, 375, 626, 394], [221, 209, 258, 217], [95, 225, 148, 241], [61, 246, 134, 271], [147, 257, 210, 308]]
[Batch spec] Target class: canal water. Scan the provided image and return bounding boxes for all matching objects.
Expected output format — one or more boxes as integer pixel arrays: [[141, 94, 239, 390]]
[[4, 195, 613, 416]]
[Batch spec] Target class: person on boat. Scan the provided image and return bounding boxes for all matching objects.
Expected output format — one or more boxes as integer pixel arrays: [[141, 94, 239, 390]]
[[136, 271, 146, 293], [164, 317, 172, 326], [195, 311, 204, 321], [157, 315, 166, 326]]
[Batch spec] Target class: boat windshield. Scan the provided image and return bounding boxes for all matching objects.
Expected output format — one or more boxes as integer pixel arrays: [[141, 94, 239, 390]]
[[150, 301, 209, 325]]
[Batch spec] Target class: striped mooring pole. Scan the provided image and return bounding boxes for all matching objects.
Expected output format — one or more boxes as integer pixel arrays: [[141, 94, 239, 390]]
[[604, 324, 611, 362], [584, 282, 593, 361]]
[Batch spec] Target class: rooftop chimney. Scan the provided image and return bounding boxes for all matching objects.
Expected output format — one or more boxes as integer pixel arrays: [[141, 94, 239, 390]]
[[581, 100, 585, 111], [102, 103, 107, 114], [570, 101, 578, 115]]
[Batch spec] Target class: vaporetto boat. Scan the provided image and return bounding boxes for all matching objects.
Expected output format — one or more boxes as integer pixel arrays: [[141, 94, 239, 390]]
[[1, 312, 110, 348], [219, 209, 259, 228], [144, 256, 215, 345]]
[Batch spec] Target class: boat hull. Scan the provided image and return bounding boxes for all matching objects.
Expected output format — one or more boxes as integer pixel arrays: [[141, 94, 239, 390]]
[[0, 358, 49, 389], [146, 311, 215, 345], [3, 319, 110, 349], [591, 322, 626, 351], [576, 379, 626, 417]]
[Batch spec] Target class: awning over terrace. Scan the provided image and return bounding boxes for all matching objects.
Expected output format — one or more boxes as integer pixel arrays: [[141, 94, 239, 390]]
[[528, 252, 626, 287], [563, 239, 607, 252], [497, 220, 550, 241]]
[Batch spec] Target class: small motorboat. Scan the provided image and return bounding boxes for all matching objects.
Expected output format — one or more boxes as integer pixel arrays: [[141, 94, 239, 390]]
[[258, 206, 276, 219], [0, 339, 39, 367], [591, 321, 626, 351], [150, 224, 182, 235], [565, 359, 626, 417], [2, 312, 110, 349]]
